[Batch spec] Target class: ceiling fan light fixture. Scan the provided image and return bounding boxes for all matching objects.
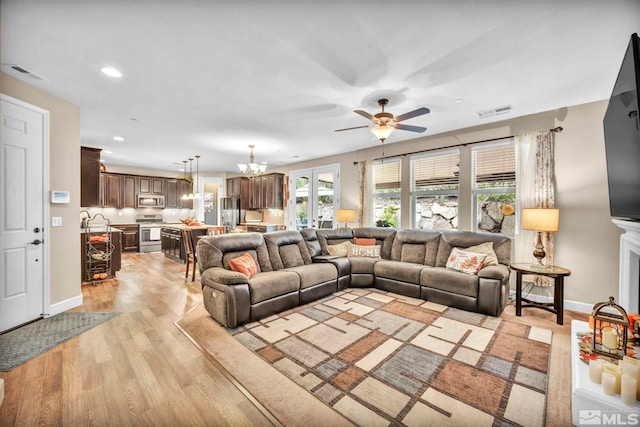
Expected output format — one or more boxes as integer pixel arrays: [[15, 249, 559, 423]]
[[371, 124, 395, 142]]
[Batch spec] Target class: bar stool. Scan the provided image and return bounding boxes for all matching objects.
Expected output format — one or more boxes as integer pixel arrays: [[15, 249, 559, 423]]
[[207, 226, 224, 236], [182, 229, 197, 281]]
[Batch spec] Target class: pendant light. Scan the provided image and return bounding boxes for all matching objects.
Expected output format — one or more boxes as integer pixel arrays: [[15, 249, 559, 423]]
[[193, 155, 201, 199]]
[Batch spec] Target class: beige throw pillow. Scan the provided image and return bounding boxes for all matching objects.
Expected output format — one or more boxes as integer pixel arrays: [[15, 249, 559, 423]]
[[464, 242, 499, 266], [327, 241, 350, 257], [446, 248, 487, 275]]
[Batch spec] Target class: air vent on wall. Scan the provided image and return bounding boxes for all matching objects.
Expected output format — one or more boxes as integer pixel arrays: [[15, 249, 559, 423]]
[[477, 105, 512, 119], [4, 64, 48, 81]]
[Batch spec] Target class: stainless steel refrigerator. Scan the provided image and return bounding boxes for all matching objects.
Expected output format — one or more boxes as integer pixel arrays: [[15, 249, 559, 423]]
[[222, 197, 243, 233]]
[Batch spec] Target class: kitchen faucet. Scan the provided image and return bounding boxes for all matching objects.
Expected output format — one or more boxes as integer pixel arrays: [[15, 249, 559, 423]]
[[80, 210, 91, 228]]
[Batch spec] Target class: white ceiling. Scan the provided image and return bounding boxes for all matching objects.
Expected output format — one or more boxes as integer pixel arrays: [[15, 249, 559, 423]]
[[3, 1, 640, 174]]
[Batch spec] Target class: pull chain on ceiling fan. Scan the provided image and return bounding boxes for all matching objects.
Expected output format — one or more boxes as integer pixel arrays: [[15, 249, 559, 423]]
[[335, 98, 430, 142]]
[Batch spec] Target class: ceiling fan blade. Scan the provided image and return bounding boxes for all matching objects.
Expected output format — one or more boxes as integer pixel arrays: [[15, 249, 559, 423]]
[[395, 124, 427, 133], [394, 107, 430, 122], [354, 110, 374, 121], [334, 125, 370, 132]]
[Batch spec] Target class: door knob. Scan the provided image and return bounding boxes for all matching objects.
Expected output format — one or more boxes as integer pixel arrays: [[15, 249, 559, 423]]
[[30, 239, 43, 245]]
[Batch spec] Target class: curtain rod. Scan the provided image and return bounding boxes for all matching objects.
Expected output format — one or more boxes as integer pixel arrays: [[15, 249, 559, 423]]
[[364, 126, 563, 163]]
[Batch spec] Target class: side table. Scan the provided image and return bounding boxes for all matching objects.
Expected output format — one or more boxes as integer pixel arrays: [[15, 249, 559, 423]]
[[510, 263, 571, 325]]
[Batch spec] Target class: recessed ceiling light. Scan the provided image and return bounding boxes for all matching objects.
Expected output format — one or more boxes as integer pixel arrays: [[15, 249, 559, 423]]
[[101, 67, 122, 78], [113, 136, 124, 141], [455, 99, 464, 103], [103, 150, 113, 154]]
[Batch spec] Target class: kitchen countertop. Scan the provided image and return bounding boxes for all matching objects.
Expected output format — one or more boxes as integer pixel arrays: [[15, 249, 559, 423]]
[[159, 223, 209, 230]]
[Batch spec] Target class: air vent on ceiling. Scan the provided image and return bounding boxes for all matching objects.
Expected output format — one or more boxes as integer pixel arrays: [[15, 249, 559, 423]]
[[6, 64, 48, 81], [477, 105, 512, 119]]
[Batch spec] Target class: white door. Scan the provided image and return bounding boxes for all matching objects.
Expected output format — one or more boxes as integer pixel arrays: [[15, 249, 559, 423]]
[[0, 95, 48, 332], [289, 164, 340, 230]]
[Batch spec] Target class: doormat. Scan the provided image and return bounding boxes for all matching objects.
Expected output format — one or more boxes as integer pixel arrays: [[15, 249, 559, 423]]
[[228, 289, 552, 427], [0, 312, 119, 371]]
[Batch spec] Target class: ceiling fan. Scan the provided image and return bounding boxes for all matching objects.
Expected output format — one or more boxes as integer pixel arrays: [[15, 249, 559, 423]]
[[335, 99, 430, 142]]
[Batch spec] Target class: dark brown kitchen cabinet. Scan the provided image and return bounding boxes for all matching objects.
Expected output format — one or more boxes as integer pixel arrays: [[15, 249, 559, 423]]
[[247, 173, 284, 209], [81, 147, 102, 207], [122, 175, 137, 208], [165, 179, 178, 208], [101, 173, 122, 208], [138, 177, 164, 195], [263, 173, 284, 209], [226, 176, 251, 208]]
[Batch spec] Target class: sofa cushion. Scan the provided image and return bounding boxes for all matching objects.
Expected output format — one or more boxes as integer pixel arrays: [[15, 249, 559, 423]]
[[421, 267, 479, 298], [198, 233, 272, 272], [436, 231, 511, 267], [390, 229, 441, 266], [229, 253, 259, 278], [248, 271, 300, 304], [285, 263, 337, 290], [300, 228, 322, 257], [347, 243, 381, 258], [374, 260, 426, 284], [264, 230, 313, 270], [445, 248, 486, 275], [317, 228, 354, 255], [348, 256, 381, 274], [327, 241, 350, 257]]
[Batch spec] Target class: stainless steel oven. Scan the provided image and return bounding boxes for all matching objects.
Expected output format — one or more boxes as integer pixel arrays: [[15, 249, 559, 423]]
[[136, 214, 163, 252]]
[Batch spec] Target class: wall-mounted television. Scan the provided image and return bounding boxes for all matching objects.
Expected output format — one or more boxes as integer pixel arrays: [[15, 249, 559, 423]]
[[604, 33, 640, 221]]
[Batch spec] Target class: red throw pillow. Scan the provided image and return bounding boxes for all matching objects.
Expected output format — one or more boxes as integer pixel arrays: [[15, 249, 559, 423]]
[[354, 237, 376, 246], [229, 253, 258, 278]]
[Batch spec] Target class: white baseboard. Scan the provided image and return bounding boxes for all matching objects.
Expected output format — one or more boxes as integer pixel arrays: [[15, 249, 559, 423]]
[[508, 290, 592, 314], [47, 294, 83, 317]]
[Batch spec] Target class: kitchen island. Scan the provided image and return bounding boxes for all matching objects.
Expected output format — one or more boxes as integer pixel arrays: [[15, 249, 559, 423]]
[[160, 224, 209, 263]]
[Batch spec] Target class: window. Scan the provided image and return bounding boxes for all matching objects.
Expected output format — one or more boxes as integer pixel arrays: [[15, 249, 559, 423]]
[[411, 150, 460, 230], [472, 140, 515, 235], [373, 159, 401, 227]]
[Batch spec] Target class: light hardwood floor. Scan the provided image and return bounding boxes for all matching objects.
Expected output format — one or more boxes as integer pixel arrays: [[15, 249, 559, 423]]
[[0, 252, 587, 426]]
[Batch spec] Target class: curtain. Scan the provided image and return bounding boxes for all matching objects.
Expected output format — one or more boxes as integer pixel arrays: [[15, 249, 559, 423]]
[[357, 160, 374, 227], [514, 130, 555, 286]]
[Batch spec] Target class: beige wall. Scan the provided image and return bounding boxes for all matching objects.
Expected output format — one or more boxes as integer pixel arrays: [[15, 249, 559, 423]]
[[1, 72, 82, 307], [273, 100, 621, 308]]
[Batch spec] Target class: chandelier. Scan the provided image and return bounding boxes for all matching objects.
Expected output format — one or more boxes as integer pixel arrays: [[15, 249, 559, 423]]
[[238, 145, 267, 178]]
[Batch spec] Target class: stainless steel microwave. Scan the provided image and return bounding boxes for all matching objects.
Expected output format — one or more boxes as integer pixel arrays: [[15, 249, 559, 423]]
[[137, 194, 165, 208]]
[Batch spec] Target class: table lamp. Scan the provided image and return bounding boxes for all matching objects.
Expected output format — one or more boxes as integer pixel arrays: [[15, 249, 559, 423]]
[[521, 208, 559, 268], [336, 209, 356, 228]]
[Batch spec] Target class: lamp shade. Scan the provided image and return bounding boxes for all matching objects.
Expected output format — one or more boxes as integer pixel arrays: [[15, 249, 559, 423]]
[[371, 124, 395, 142], [521, 208, 559, 232], [336, 209, 356, 223]]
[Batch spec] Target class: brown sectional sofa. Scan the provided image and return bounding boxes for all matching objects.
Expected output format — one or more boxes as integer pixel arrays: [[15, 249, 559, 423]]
[[197, 227, 511, 328]]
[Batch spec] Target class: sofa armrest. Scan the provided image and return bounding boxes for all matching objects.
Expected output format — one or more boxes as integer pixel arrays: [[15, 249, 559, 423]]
[[312, 255, 339, 262], [201, 267, 249, 285], [477, 264, 510, 281]]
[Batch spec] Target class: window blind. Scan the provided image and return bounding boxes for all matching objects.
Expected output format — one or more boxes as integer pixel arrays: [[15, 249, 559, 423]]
[[374, 159, 401, 192], [411, 151, 460, 191], [473, 143, 515, 188]]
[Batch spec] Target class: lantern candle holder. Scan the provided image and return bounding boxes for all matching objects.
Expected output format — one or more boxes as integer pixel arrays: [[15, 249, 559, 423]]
[[591, 296, 629, 360]]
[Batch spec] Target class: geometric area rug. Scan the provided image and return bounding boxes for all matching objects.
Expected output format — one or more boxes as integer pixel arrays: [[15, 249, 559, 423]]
[[227, 288, 552, 427], [0, 311, 119, 371]]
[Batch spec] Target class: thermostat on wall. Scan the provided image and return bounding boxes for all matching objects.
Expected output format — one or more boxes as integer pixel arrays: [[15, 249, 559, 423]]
[[51, 190, 70, 204]]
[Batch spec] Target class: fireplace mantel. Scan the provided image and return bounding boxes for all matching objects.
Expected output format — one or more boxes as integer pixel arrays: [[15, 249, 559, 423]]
[[612, 219, 640, 313]]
